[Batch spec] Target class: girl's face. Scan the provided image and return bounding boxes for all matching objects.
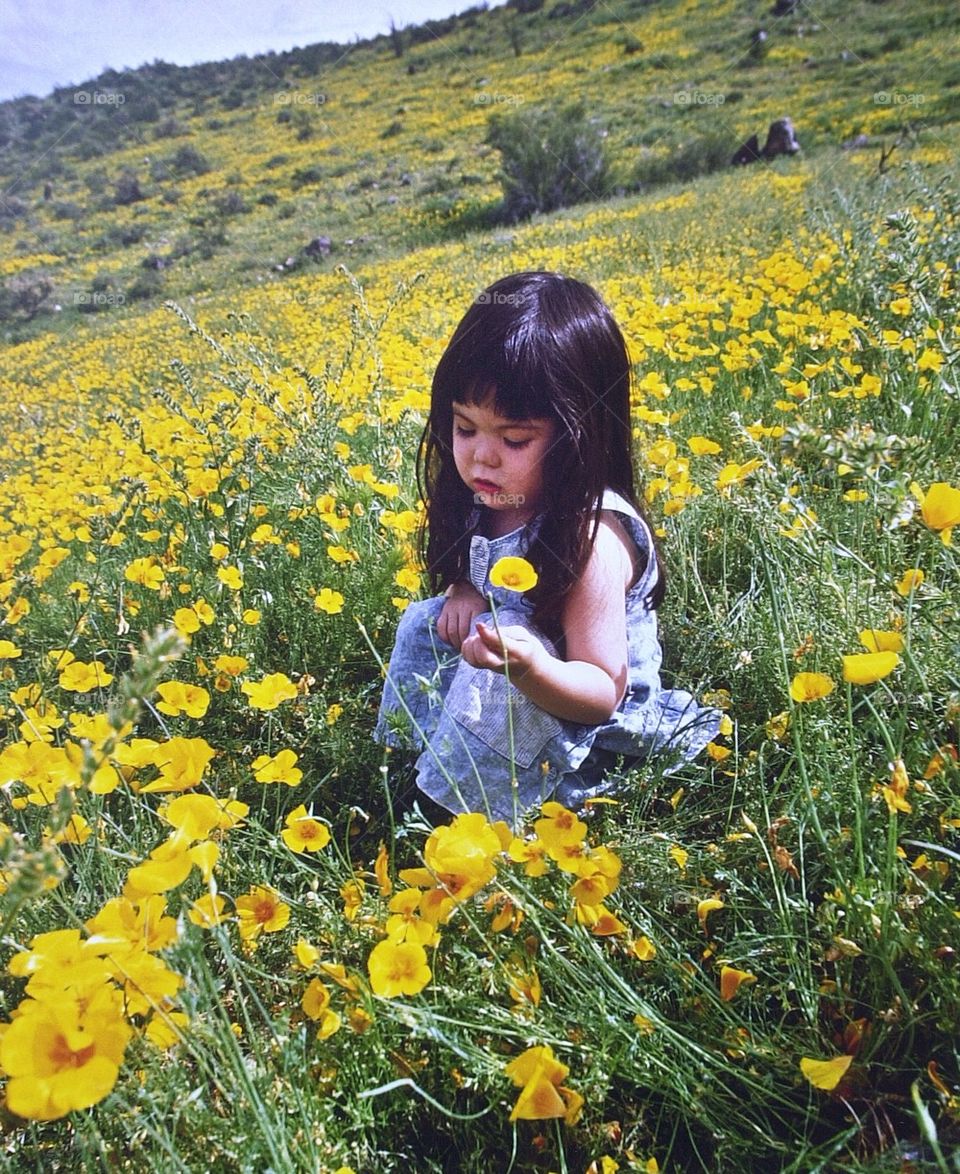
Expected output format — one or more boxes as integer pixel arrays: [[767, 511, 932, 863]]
[[452, 394, 556, 534]]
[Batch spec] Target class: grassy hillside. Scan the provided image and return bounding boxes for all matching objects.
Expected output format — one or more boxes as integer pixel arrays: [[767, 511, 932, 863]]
[[0, 2, 959, 1170], [1, 0, 958, 340]]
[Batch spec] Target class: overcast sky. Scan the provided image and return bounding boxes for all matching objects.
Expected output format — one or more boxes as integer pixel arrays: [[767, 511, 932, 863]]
[[0, 1, 509, 102]]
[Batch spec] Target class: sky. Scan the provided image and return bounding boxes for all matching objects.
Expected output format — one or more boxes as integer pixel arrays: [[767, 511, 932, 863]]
[[0, 1, 509, 102]]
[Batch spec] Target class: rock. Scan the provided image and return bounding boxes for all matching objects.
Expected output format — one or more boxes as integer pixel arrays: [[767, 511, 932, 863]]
[[731, 119, 800, 166], [731, 134, 763, 166], [303, 235, 333, 260], [762, 117, 800, 157]]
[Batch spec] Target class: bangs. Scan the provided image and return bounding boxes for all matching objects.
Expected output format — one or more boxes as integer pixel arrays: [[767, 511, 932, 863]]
[[454, 373, 557, 422]]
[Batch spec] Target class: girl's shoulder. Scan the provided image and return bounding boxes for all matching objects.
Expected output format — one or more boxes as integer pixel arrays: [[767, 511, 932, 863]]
[[597, 490, 658, 597]]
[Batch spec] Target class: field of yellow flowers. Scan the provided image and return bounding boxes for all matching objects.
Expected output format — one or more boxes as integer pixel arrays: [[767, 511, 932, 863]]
[[1, 152, 958, 1169], [1, 1, 960, 1170]]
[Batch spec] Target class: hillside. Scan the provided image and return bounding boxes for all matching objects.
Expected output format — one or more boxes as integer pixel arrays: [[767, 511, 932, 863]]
[[1, 2, 959, 1169], [1, 0, 957, 341]]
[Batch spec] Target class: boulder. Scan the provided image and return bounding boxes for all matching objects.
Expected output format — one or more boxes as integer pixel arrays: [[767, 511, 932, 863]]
[[303, 235, 333, 260], [762, 117, 800, 157], [731, 134, 763, 166]]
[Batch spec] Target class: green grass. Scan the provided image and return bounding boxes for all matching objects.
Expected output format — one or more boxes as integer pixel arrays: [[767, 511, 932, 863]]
[[1, 3, 959, 1170], [2, 163, 958, 1169]]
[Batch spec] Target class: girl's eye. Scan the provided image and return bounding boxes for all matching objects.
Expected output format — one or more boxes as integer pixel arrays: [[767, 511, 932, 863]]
[[503, 437, 532, 450], [454, 425, 475, 438]]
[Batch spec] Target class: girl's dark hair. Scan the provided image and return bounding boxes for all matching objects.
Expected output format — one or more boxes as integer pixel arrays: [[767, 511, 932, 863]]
[[418, 271, 664, 639]]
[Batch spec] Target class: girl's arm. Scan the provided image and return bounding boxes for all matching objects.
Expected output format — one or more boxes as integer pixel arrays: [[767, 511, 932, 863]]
[[437, 579, 487, 649], [461, 519, 634, 725]]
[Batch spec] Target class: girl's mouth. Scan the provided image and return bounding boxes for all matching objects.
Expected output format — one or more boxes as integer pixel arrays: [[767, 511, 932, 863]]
[[473, 479, 500, 494]]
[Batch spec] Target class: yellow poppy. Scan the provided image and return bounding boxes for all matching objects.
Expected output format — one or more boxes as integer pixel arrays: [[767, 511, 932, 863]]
[[857, 629, 903, 653], [789, 672, 836, 703], [241, 672, 298, 710], [281, 805, 331, 853], [490, 556, 539, 592], [314, 587, 345, 614], [719, 965, 757, 1001], [800, 1053, 853, 1091], [920, 481, 960, 544], [841, 651, 899, 685], [895, 569, 924, 597], [367, 938, 431, 998]]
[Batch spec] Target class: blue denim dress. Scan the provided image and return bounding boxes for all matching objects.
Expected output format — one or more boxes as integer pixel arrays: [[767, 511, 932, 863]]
[[374, 491, 720, 825]]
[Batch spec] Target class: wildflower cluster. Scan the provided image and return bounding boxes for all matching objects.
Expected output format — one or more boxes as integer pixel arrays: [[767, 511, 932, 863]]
[[351, 804, 641, 1122], [0, 129, 957, 1168]]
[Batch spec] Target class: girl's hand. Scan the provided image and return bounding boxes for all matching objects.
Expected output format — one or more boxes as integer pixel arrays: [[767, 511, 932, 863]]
[[437, 580, 486, 650], [460, 620, 548, 679]]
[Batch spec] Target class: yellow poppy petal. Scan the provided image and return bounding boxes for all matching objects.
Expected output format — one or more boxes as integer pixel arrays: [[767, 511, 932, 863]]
[[800, 1054, 853, 1090]]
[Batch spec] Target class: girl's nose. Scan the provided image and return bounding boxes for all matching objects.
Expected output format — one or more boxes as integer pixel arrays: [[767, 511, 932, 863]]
[[474, 436, 500, 467]]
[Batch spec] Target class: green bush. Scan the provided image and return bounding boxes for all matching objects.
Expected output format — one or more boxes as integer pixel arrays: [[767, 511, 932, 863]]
[[631, 130, 732, 189], [486, 100, 611, 222], [0, 272, 52, 321], [169, 144, 211, 177]]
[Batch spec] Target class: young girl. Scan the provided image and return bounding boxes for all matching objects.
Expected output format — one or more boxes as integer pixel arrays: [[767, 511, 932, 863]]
[[375, 271, 719, 825]]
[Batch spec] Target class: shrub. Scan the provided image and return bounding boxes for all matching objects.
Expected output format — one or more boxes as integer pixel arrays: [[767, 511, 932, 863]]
[[211, 189, 249, 217], [153, 117, 188, 140], [114, 171, 144, 206], [126, 269, 165, 302], [486, 100, 611, 222], [52, 201, 84, 221], [290, 165, 325, 190], [0, 273, 52, 321], [169, 145, 211, 177], [0, 196, 28, 221], [83, 167, 110, 195], [631, 131, 732, 189], [102, 221, 148, 247]]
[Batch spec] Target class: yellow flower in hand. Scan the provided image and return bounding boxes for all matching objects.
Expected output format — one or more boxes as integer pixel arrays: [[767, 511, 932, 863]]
[[490, 556, 538, 592]]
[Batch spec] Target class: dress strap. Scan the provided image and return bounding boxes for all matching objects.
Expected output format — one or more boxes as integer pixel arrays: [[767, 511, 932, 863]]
[[599, 488, 641, 519]]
